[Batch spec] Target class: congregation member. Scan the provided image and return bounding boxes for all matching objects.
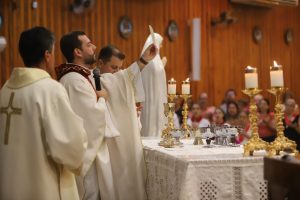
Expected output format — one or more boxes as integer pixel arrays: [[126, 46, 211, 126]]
[[187, 103, 210, 128], [238, 98, 249, 114], [220, 89, 237, 113], [284, 98, 298, 127], [0, 27, 87, 200], [212, 107, 226, 126], [57, 31, 116, 200], [236, 111, 251, 144], [282, 91, 300, 115], [284, 115, 300, 150], [198, 92, 216, 122], [257, 98, 276, 142], [224, 100, 241, 126], [140, 32, 168, 137]]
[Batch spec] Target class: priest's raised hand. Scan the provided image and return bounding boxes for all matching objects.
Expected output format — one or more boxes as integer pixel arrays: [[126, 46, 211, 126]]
[[137, 43, 158, 70]]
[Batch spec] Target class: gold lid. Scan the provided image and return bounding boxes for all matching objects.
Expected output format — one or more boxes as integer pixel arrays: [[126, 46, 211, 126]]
[[270, 61, 282, 71], [245, 66, 257, 73]]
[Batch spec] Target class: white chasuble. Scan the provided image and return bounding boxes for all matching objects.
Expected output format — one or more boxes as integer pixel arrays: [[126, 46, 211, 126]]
[[140, 33, 168, 137], [100, 62, 147, 200], [0, 68, 87, 200], [57, 63, 117, 200]]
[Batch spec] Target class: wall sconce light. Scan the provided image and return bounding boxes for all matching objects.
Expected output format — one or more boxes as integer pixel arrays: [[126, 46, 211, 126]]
[[211, 11, 237, 26]]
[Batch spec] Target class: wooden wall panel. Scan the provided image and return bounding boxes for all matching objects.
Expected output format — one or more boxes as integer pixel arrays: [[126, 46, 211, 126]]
[[0, 0, 300, 107]]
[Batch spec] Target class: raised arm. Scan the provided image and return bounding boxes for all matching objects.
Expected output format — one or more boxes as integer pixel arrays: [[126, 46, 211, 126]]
[[136, 44, 157, 71]]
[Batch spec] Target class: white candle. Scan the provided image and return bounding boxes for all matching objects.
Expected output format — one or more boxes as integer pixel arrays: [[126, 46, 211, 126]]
[[181, 78, 190, 94], [244, 66, 258, 89], [168, 78, 176, 94], [270, 61, 284, 87]]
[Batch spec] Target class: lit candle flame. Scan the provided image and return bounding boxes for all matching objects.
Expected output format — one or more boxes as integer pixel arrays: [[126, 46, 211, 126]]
[[186, 78, 190, 82], [171, 78, 174, 81], [246, 66, 253, 70], [273, 60, 278, 67]]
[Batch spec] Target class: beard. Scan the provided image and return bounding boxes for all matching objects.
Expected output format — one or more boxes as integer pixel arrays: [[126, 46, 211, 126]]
[[84, 53, 96, 65]]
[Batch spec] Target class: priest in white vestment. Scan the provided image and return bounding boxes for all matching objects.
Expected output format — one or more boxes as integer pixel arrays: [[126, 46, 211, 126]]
[[140, 33, 168, 137], [57, 31, 119, 200], [0, 27, 87, 200], [97, 44, 158, 199]]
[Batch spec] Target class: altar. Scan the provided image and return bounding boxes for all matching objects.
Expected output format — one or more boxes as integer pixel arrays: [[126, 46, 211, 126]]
[[143, 138, 268, 200]]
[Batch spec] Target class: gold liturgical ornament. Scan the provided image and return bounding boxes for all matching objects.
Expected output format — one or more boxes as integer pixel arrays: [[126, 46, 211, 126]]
[[242, 66, 268, 156], [242, 88, 268, 156], [267, 87, 298, 155], [159, 94, 176, 148], [0, 92, 22, 145]]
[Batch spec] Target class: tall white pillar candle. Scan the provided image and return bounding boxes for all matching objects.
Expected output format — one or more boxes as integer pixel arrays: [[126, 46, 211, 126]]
[[244, 66, 258, 89], [168, 78, 176, 94], [182, 78, 190, 94], [270, 61, 284, 87]]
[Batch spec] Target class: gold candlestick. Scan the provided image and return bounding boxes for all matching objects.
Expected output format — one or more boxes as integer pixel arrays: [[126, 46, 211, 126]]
[[242, 88, 268, 156], [180, 94, 192, 138], [159, 94, 177, 148], [267, 87, 298, 155]]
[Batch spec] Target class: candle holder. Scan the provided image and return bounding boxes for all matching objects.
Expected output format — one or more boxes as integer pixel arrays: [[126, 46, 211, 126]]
[[242, 88, 268, 156], [267, 87, 298, 155], [159, 94, 177, 148], [180, 94, 192, 138]]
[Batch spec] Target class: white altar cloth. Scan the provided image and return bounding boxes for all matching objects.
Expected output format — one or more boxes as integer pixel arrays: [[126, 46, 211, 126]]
[[143, 138, 268, 200]]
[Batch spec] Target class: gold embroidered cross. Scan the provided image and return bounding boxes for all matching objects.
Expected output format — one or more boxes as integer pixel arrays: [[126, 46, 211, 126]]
[[0, 92, 22, 145]]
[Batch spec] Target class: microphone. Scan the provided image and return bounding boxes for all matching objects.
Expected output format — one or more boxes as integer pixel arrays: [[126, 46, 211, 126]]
[[93, 68, 102, 91]]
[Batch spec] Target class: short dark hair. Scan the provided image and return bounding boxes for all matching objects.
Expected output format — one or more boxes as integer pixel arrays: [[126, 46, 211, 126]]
[[18, 26, 55, 67], [60, 31, 86, 63], [98, 45, 125, 64]]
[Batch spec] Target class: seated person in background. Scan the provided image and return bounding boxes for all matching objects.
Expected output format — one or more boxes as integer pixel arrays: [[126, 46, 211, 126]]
[[220, 89, 236, 114], [187, 97, 193, 118], [254, 94, 263, 105], [212, 107, 225, 126], [284, 98, 298, 127], [175, 96, 184, 126], [236, 111, 251, 144], [225, 100, 241, 126], [198, 92, 216, 122], [238, 98, 249, 114], [257, 98, 276, 142], [187, 103, 210, 129], [284, 115, 300, 150], [282, 91, 299, 115]]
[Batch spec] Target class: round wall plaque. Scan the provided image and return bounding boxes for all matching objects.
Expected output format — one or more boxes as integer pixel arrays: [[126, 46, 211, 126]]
[[167, 20, 179, 42], [284, 29, 293, 45], [253, 26, 262, 44], [118, 16, 133, 39]]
